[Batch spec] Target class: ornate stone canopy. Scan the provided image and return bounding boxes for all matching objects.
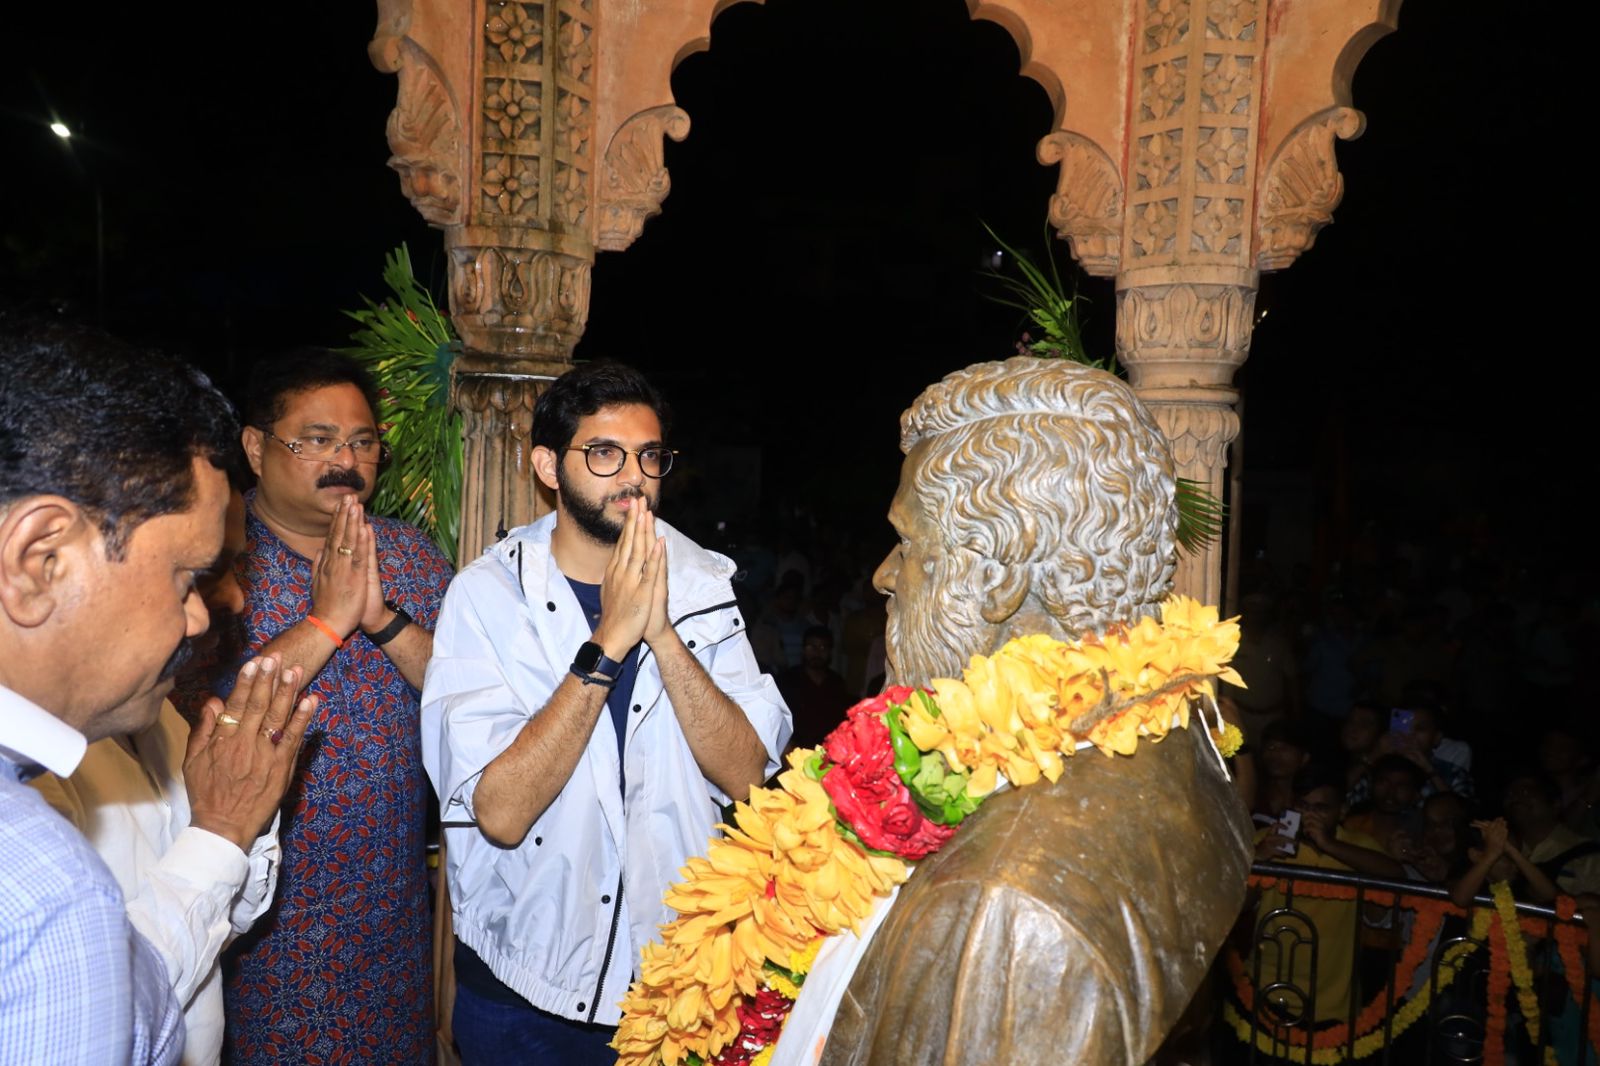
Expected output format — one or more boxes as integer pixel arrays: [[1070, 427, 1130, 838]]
[[372, 0, 1401, 594]]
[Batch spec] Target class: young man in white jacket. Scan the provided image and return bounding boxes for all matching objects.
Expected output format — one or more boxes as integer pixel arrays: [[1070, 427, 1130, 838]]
[[422, 363, 791, 1063]]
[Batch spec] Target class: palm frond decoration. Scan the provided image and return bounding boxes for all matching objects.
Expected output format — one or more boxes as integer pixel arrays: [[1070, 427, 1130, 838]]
[[982, 224, 1227, 556], [343, 244, 464, 567], [1175, 476, 1226, 554], [980, 223, 1110, 371]]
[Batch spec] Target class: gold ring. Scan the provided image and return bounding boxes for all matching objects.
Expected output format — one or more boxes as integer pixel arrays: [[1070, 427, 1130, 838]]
[[217, 712, 242, 727], [336, 547, 354, 556]]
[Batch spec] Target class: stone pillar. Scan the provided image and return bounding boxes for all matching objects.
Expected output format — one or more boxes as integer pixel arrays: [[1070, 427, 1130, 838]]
[[375, 0, 605, 559], [1031, 0, 1398, 601], [1107, 0, 1264, 602]]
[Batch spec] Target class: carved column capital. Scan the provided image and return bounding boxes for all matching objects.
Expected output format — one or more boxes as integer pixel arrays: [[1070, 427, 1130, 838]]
[[596, 105, 691, 253], [1140, 400, 1240, 470], [444, 231, 593, 366], [1114, 279, 1256, 391], [1037, 131, 1122, 277], [1256, 106, 1365, 272]]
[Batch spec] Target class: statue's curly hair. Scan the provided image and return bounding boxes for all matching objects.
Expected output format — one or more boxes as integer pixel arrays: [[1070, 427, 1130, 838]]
[[900, 357, 1177, 634]]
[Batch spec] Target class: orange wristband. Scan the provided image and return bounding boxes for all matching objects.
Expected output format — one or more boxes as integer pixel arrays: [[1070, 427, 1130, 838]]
[[305, 614, 344, 649]]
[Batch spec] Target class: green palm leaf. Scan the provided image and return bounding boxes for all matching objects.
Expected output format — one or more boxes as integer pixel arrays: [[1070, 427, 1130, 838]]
[[1174, 477, 1226, 554], [343, 245, 464, 567]]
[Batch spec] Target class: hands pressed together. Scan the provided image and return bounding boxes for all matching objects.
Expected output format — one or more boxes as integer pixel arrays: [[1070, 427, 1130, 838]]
[[184, 655, 317, 851], [592, 498, 671, 660], [310, 495, 390, 639]]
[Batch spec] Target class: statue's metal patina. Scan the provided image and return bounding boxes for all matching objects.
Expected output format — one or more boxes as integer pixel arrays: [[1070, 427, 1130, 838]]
[[822, 358, 1253, 1065]]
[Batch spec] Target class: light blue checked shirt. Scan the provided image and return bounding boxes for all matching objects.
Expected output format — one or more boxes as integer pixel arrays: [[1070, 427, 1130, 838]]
[[0, 684, 184, 1065]]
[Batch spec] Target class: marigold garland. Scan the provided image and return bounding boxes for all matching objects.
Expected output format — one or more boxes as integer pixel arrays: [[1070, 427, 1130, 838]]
[[1553, 910, 1600, 1057], [611, 597, 1240, 1066], [1224, 879, 1593, 1064], [1223, 901, 1488, 1064]]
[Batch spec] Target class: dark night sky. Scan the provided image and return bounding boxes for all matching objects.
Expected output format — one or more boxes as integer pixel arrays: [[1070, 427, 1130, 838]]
[[2, 0, 1583, 580]]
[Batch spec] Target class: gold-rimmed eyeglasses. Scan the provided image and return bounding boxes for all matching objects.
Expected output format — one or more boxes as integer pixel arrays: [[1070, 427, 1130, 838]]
[[261, 429, 390, 463]]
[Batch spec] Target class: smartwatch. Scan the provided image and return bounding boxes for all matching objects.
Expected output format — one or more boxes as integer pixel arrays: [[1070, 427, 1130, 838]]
[[571, 641, 624, 686], [366, 602, 413, 647]]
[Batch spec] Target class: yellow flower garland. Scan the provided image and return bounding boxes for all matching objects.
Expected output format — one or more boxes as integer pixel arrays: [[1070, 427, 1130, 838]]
[[612, 597, 1240, 1066], [1223, 906, 1490, 1064], [1493, 881, 1560, 1066]]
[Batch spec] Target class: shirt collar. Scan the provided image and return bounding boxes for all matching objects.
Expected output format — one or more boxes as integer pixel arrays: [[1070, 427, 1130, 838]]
[[0, 682, 89, 778]]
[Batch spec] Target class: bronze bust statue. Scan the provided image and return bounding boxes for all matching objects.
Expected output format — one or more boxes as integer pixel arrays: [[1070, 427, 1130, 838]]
[[819, 358, 1251, 1065]]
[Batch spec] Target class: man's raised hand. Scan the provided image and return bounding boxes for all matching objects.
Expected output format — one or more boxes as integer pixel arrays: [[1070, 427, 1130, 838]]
[[310, 495, 371, 637], [593, 497, 665, 660], [185, 655, 317, 851]]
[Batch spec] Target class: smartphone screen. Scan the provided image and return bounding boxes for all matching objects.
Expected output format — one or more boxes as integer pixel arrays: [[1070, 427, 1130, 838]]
[[1390, 708, 1415, 735], [1277, 809, 1302, 854]]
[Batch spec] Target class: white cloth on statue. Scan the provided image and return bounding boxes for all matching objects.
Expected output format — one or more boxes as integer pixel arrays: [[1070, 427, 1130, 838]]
[[29, 701, 281, 1066]]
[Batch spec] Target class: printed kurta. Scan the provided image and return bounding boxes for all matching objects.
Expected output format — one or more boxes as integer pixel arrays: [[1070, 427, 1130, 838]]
[[176, 500, 450, 1064]]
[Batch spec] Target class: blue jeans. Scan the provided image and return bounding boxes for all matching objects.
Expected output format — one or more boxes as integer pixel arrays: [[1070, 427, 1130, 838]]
[[452, 981, 617, 1065]]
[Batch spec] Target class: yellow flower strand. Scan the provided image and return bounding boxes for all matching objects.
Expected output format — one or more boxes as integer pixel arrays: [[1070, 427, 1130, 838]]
[[1222, 906, 1491, 1064], [613, 597, 1239, 1066], [1493, 881, 1560, 1066]]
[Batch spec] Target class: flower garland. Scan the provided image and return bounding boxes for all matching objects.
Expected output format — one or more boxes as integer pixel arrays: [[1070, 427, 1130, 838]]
[[1223, 901, 1488, 1064], [611, 597, 1241, 1066], [1552, 895, 1600, 1057], [1224, 878, 1583, 1065], [1489, 881, 1560, 1066], [1224, 879, 1442, 1044]]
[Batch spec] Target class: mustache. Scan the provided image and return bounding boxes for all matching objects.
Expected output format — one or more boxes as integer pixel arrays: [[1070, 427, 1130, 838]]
[[316, 468, 367, 491], [157, 638, 195, 683], [608, 485, 646, 503]]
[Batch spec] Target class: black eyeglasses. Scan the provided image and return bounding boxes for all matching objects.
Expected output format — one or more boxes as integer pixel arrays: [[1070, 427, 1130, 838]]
[[261, 429, 390, 463], [566, 444, 677, 478]]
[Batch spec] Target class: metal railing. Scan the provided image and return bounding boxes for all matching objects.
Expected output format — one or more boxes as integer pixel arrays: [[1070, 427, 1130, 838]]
[[1215, 862, 1596, 1065]]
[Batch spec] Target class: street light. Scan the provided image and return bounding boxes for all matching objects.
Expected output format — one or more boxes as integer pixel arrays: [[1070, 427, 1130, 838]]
[[47, 116, 104, 322]]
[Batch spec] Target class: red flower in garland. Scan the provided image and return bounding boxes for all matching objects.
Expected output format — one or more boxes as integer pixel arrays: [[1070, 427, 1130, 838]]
[[821, 689, 956, 861], [711, 987, 795, 1065], [822, 695, 904, 803]]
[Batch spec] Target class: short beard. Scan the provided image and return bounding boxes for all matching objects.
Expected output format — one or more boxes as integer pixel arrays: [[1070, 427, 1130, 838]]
[[555, 462, 652, 546], [883, 549, 996, 685]]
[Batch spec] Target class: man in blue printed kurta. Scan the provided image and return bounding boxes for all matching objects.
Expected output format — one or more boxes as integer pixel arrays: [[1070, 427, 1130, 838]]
[[174, 349, 451, 1064]]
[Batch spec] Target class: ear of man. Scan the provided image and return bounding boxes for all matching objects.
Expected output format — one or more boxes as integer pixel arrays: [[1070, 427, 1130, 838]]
[[241, 426, 266, 479], [976, 557, 1030, 625], [0, 498, 95, 629], [530, 445, 561, 494]]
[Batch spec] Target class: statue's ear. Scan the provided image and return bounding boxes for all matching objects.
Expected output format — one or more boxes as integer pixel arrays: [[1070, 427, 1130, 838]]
[[977, 558, 1030, 625]]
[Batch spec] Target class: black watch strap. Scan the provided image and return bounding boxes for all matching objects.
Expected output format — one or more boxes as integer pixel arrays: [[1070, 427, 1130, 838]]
[[572, 640, 624, 682], [367, 602, 413, 647]]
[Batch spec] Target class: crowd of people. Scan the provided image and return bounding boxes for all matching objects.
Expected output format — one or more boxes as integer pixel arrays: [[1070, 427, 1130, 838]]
[[1220, 561, 1599, 1052]]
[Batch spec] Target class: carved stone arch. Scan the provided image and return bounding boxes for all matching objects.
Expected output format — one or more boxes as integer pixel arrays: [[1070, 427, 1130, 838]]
[[1252, 0, 1402, 271], [598, 0, 1124, 263]]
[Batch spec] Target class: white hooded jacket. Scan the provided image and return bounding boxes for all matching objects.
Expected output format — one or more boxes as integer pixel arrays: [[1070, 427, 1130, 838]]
[[420, 513, 790, 1025]]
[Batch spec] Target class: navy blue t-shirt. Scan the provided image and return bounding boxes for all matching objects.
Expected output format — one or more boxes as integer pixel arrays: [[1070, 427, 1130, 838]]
[[565, 578, 640, 792]]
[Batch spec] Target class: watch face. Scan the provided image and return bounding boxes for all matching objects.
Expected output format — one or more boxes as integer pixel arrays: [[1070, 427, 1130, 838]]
[[574, 641, 604, 673]]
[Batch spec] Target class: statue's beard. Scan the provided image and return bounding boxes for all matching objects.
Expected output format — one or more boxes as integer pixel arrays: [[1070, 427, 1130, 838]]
[[883, 550, 996, 686]]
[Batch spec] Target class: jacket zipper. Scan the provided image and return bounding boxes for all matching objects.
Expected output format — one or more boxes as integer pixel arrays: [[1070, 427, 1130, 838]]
[[588, 875, 625, 1024]]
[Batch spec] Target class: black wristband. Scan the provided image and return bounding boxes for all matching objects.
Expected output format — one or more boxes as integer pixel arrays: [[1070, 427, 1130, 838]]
[[570, 664, 618, 687], [366, 602, 413, 647]]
